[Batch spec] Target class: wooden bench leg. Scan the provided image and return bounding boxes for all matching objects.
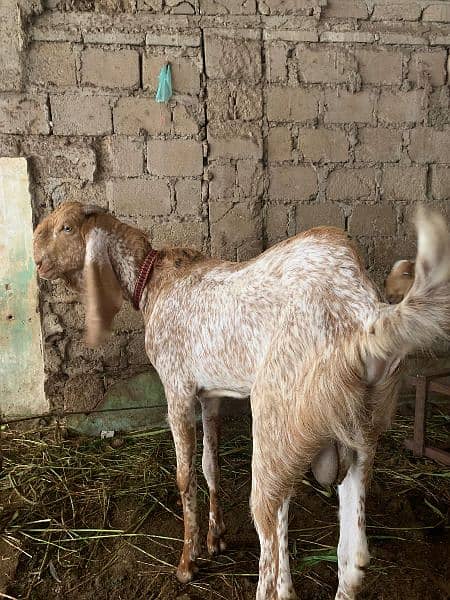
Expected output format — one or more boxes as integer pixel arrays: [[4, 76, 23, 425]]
[[413, 376, 427, 456], [405, 376, 427, 457], [405, 374, 450, 465]]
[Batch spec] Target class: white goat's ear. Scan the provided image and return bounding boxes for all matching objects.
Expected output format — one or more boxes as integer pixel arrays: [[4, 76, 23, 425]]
[[83, 204, 107, 216], [83, 228, 123, 348]]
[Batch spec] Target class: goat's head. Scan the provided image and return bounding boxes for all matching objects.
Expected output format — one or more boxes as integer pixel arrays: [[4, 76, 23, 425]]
[[33, 202, 105, 283], [33, 202, 123, 347], [384, 259, 415, 304]]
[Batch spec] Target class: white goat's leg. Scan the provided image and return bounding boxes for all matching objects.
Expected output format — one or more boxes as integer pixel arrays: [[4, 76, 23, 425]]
[[167, 396, 200, 584], [336, 451, 373, 600], [200, 397, 226, 555], [251, 439, 297, 600], [252, 489, 296, 600], [252, 487, 278, 600], [250, 383, 299, 600], [276, 496, 297, 600]]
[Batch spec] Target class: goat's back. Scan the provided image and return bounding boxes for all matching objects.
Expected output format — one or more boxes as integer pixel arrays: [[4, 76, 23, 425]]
[[144, 227, 380, 394]]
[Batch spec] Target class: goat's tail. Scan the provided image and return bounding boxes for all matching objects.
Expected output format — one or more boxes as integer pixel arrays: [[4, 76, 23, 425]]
[[364, 206, 450, 364]]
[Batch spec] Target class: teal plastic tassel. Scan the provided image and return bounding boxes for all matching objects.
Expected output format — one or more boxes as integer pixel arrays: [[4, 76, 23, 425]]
[[155, 63, 172, 103]]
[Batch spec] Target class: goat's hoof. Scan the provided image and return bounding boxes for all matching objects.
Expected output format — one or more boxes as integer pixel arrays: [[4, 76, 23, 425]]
[[207, 531, 227, 556], [277, 586, 297, 600], [335, 563, 368, 600], [335, 590, 355, 600], [176, 561, 198, 584]]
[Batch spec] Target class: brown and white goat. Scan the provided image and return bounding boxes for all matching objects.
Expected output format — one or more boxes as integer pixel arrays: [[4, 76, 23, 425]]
[[33, 202, 450, 600]]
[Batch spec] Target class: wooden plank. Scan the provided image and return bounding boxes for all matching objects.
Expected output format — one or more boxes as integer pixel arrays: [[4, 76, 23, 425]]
[[428, 378, 450, 396], [423, 446, 450, 467], [0, 158, 47, 417], [405, 440, 450, 466]]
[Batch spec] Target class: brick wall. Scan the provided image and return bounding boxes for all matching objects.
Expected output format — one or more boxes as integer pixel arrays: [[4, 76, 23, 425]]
[[1, 0, 449, 410]]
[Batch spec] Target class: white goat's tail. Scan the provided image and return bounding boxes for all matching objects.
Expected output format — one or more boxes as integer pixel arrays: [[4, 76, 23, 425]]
[[365, 206, 450, 362]]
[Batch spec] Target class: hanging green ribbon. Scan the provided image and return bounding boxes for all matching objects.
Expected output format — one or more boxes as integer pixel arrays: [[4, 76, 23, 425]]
[[155, 63, 173, 103]]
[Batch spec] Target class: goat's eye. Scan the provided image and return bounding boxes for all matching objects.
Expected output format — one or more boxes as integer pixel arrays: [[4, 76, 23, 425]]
[[62, 225, 72, 233]]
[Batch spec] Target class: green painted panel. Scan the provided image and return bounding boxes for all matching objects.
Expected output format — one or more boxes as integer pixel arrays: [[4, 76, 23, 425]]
[[0, 158, 47, 417], [67, 370, 168, 436]]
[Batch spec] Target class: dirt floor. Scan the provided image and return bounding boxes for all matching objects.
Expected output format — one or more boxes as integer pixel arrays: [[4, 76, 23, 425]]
[[1, 401, 449, 600]]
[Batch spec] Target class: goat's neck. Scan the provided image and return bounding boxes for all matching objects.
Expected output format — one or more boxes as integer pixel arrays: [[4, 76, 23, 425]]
[[106, 223, 152, 302]]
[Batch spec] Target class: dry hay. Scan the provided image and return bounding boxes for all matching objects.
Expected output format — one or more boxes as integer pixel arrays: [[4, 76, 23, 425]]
[[0, 410, 449, 599]]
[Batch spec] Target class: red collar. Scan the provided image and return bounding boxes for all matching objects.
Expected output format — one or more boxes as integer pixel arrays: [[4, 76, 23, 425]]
[[133, 249, 159, 310]]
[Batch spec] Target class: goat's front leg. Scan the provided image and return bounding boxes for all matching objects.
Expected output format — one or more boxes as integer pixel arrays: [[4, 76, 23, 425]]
[[167, 394, 200, 583], [200, 397, 226, 556], [336, 449, 374, 600]]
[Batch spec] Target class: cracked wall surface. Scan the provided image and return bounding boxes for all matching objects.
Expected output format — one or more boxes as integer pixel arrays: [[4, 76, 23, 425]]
[[1, 0, 450, 410]]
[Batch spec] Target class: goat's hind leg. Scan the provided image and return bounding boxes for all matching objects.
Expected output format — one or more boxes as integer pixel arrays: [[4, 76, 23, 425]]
[[251, 485, 296, 600], [276, 494, 296, 600], [200, 397, 226, 555], [336, 450, 374, 600], [251, 407, 298, 600], [167, 393, 200, 584]]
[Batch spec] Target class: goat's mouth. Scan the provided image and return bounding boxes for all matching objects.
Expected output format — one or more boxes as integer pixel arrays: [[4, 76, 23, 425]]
[[37, 265, 58, 280]]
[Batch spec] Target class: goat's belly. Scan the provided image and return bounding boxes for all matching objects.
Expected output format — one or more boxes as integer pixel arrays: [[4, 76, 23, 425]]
[[194, 354, 258, 397], [198, 387, 249, 400]]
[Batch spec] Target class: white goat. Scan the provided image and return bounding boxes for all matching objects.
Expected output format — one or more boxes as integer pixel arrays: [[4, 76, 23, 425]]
[[385, 259, 415, 304], [33, 203, 450, 600]]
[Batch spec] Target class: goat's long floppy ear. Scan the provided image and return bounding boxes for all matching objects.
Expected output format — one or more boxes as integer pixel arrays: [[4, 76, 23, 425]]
[[83, 228, 123, 348]]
